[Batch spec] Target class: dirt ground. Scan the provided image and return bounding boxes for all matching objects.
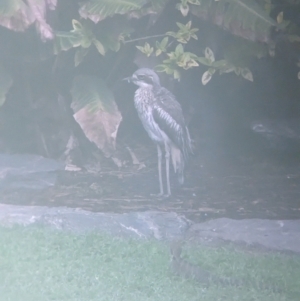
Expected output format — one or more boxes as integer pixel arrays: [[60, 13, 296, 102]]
[[1, 141, 299, 223]]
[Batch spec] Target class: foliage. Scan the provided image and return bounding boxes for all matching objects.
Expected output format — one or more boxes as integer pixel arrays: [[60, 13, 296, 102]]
[[190, 0, 281, 43], [0, 0, 300, 155], [0, 0, 56, 41], [0, 0, 299, 82], [46, 0, 299, 83], [70, 75, 122, 156], [79, 0, 147, 23]]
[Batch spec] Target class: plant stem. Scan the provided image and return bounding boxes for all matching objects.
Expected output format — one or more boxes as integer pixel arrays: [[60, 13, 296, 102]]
[[123, 34, 166, 44]]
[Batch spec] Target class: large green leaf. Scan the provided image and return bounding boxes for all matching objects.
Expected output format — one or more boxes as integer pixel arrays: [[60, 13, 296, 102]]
[[54, 20, 106, 61], [71, 75, 115, 113], [0, 0, 56, 40], [54, 31, 83, 54], [26, 0, 56, 41], [127, 0, 170, 19], [0, 0, 34, 31], [191, 0, 280, 43], [79, 0, 148, 23], [70, 75, 122, 156]]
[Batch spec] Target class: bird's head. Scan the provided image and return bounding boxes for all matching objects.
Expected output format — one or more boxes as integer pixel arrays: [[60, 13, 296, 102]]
[[124, 68, 160, 88]]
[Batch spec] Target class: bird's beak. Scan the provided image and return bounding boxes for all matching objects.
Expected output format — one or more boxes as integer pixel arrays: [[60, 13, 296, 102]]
[[123, 76, 132, 83]]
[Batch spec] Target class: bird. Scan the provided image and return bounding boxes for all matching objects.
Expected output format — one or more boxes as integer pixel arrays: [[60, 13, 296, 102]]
[[124, 68, 193, 197]]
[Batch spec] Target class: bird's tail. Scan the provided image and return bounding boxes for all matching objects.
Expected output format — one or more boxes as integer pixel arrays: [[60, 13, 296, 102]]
[[171, 146, 185, 185]]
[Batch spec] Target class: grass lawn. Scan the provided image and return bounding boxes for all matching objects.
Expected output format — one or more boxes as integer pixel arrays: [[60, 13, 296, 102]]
[[0, 225, 299, 301]]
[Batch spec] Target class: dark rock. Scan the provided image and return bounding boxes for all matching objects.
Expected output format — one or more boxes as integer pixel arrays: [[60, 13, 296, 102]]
[[187, 218, 300, 254], [0, 204, 190, 240], [0, 204, 299, 254]]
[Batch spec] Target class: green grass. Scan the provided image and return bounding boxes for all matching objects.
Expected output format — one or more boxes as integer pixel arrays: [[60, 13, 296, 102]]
[[0, 226, 299, 301]]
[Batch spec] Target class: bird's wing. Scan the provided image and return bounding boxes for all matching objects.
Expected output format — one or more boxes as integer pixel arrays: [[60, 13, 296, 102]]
[[152, 87, 186, 150]]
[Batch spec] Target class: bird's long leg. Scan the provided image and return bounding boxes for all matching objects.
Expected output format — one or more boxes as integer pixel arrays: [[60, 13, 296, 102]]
[[165, 144, 171, 196], [157, 144, 164, 196]]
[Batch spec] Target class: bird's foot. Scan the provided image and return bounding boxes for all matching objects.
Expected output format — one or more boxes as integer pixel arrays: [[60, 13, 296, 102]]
[[151, 192, 171, 199]]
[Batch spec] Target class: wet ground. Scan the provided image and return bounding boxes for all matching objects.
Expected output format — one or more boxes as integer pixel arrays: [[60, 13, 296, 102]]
[[1, 143, 299, 223]]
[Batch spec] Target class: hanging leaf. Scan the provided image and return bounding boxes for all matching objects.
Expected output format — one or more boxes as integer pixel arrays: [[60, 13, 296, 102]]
[[79, 0, 147, 23], [54, 31, 82, 54], [0, 0, 56, 40], [204, 47, 215, 63], [26, 0, 55, 41], [93, 39, 106, 55], [241, 67, 253, 81], [276, 11, 283, 24], [70, 75, 122, 156], [176, 3, 189, 16], [202, 68, 215, 85], [191, 0, 281, 43], [0, 0, 35, 32], [202, 70, 212, 85]]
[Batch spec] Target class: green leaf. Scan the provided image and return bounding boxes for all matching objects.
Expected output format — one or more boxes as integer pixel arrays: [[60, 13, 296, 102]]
[[197, 57, 213, 66], [167, 21, 198, 43], [234, 67, 241, 76], [80, 37, 92, 48], [175, 43, 184, 55], [202, 70, 213, 85], [79, 0, 147, 23], [211, 59, 228, 68], [53, 31, 82, 54], [155, 37, 169, 56], [136, 42, 154, 56], [219, 64, 235, 74], [93, 39, 106, 55], [204, 47, 215, 63], [0, 0, 34, 32], [72, 19, 84, 31], [70, 75, 122, 156], [241, 67, 253, 81], [160, 36, 169, 48], [54, 20, 97, 55], [173, 69, 181, 80], [276, 11, 283, 24], [176, 3, 189, 16], [71, 75, 115, 114], [0, 0, 55, 40], [155, 64, 168, 72], [191, 0, 282, 43]]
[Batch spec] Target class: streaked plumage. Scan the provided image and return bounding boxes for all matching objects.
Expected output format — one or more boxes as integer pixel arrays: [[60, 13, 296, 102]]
[[125, 68, 192, 196]]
